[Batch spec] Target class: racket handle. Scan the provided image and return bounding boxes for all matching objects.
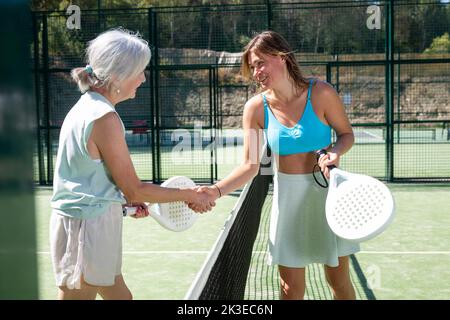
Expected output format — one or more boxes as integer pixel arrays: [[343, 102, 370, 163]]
[[122, 206, 137, 217], [315, 149, 337, 170]]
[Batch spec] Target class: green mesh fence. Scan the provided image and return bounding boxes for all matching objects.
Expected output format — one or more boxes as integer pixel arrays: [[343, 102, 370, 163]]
[[32, 1, 450, 184]]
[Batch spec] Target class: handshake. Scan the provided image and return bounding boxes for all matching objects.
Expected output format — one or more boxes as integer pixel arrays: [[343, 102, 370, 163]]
[[186, 185, 222, 213], [123, 183, 222, 220]]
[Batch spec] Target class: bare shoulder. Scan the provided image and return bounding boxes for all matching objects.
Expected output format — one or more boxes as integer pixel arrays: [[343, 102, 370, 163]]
[[312, 80, 339, 100], [244, 93, 264, 111], [92, 111, 123, 140], [97, 110, 119, 122], [95, 111, 121, 127], [243, 93, 265, 128]]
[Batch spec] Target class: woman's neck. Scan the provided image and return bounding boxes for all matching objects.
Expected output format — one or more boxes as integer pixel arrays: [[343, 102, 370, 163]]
[[269, 78, 302, 104], [90, 88, 120, 107]]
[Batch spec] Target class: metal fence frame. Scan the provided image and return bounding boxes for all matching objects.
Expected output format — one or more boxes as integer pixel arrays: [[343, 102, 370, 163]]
[[32, 0, 450, 184]]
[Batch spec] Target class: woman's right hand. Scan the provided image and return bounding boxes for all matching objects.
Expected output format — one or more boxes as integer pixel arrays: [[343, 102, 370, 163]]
[[186, 187, 216, 213]]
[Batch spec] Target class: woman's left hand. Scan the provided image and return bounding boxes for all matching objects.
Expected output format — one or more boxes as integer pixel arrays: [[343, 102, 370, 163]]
[[318, 151, 340, 179]]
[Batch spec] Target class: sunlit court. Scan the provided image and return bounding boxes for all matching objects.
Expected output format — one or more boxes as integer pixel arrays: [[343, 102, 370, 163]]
[[1, 0, 450, 302]]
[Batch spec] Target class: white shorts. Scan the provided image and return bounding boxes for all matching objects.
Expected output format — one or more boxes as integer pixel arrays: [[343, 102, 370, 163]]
[[50, 203, 123, 289]]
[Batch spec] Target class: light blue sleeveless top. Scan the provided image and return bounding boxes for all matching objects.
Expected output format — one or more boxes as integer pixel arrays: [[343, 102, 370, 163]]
[[51, 91, 126, 219], [263, 80, 331, 155]]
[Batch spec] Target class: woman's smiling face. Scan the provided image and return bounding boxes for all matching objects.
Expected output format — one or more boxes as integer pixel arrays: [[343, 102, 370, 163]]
[[119, 70, 146, 100], [248, 49, 285, 89]]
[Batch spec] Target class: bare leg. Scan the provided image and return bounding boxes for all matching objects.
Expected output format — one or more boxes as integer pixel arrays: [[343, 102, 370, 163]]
[[278, 266, 306, 300], [97, 275, 132, 300], [324, 256, 356, 300], [57, 276, 98, 300]]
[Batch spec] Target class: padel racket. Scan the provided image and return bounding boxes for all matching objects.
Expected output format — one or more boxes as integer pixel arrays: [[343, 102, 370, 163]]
[[123, 176, 198, 232], [316, 149, 395, 242]]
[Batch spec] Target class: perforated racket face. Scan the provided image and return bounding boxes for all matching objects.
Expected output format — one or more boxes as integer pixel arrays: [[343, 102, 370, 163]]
[[154, 176, 198, 232], [326, 173, 395, 242]]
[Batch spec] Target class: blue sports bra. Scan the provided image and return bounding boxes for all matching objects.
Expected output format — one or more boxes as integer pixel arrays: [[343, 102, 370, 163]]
[[263, 80, 331, 156]]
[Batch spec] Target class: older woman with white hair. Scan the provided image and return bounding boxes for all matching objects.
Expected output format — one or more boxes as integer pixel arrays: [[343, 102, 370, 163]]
[[50, 28, 215, 300]]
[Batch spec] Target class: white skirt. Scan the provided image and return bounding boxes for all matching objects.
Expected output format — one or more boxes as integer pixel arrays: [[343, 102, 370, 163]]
[[268, 172, 360, 268], [49, 203, 123, 289]]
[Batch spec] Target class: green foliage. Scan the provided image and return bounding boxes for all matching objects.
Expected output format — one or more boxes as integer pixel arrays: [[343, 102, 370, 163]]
[[424, 32, 450, 53], [32, 1, 450, 56], [238, 35, 251, 47], [47, 17, 85, 59]]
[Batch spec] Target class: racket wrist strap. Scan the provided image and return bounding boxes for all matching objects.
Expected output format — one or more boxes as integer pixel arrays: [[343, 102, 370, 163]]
[[213, 184, 222, 198], [313, 164, 329, 188], [316, 148, 328, 161], [313, 149, 329, 188]]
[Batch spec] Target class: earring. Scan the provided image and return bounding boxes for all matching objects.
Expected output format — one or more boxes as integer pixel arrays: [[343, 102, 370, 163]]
[[116, 88, 121, 94]]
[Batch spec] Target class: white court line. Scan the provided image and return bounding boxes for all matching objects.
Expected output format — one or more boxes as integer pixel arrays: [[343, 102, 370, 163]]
[[251, 251, 450, 255], [359, 251, 450, 255], [359, 130, 383, 140], [37, 251, 210, 255], [37, 250, 450, 255]]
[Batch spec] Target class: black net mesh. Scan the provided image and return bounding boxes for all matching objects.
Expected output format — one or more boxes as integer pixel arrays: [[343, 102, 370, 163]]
[[198, 170, 272, 300]]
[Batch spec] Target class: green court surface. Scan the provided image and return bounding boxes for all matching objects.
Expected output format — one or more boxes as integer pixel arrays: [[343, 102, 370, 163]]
[[35, 183, 450, 300], [355, 184, 450, 300]]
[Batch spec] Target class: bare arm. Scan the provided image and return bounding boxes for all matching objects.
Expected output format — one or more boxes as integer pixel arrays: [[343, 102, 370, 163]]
[[316, 82, 354, 176], [202, 97, 264, 199], [90, 112, 203, 205]]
